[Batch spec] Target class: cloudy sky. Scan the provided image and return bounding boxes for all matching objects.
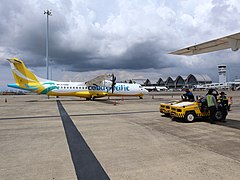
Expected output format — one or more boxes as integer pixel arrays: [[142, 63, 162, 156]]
[[1, 0, 240, 90]]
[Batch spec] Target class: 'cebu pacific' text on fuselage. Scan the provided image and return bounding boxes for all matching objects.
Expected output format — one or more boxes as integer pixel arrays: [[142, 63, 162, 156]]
[[88, 85, 130, 91]]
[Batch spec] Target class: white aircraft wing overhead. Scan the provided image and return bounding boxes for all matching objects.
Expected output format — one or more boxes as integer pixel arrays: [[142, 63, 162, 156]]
[[169, 32, 240, 55], [85, 74, 112, 86]]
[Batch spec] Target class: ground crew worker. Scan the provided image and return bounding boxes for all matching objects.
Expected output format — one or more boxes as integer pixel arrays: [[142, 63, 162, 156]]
[[212, 90, 219, 100], [183, 89, 195, 102], [218, 92, 228, 122], [206, 89, 218, 124]]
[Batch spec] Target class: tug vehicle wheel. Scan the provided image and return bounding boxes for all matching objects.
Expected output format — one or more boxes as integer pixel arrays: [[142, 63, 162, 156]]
[[215, 110, 223, 121], [184, 112, 196, 122]]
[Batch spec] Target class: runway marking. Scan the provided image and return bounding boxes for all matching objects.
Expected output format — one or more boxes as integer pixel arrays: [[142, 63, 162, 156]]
[[56, 100, 110, 180]]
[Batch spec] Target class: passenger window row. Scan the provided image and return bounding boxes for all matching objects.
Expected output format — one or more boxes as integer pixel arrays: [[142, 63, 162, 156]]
[[58, 86, 88, 90]]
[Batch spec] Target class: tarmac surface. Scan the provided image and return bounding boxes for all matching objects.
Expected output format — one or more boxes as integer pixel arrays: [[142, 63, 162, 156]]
[[0, 91, 240, 180]]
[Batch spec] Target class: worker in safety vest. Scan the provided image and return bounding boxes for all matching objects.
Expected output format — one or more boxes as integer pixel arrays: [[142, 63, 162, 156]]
[[206, 89, 218, 124], [218, 92, 228, 122]]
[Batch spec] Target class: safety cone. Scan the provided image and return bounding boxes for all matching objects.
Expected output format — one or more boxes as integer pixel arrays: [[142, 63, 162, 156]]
[[122, 96, 124, 101]]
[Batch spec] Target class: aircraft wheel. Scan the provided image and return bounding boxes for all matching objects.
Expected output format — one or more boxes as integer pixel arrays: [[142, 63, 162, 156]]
[[184, 112, 196, 122]]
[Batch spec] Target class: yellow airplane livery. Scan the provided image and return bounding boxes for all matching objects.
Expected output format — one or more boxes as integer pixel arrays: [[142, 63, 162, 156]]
[[7, 58, 147, 100]]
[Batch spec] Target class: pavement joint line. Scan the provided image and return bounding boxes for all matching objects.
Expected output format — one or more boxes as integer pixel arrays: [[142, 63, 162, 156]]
[[56, 100, 110, 180], [69, 110, 157, 117], [0, 115, 60, 121], [0, 111, 157, 121]]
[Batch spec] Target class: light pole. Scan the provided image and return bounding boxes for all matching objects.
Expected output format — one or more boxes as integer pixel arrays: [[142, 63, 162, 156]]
[[44, 9, 52, 80]]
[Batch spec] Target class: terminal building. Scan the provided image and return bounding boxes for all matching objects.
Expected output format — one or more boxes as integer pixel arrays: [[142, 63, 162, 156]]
[[127, 65, 240, 91], [130, 74, 212, 90]]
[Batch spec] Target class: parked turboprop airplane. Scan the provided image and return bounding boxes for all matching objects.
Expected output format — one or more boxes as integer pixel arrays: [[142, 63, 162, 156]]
[[169, 32, 240, 55], [7, 58, 147, 100]]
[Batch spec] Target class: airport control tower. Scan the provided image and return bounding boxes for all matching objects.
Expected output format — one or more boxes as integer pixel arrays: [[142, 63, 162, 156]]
[[218, 64, 227, 84]]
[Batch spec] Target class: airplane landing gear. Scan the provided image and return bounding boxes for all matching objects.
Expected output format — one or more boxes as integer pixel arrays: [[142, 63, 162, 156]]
[[86, 96, 96, 101]]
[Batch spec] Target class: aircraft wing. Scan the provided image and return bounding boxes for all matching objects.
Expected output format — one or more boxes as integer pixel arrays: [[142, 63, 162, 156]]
[[85, 74, 112, 86], [169, 32, 240, 55]]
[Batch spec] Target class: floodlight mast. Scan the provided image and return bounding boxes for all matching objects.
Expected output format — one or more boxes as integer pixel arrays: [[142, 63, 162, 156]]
[[44, 10, 52, 80]]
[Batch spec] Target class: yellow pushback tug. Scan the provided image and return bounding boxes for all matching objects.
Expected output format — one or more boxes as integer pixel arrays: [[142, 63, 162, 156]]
[[160, 99, 226, 122], [160, 100, 180, 117]]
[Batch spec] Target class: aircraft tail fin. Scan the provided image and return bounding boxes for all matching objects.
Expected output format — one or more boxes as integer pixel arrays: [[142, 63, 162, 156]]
[[7, 58, 49, 92], [7, 58, 41, 84]]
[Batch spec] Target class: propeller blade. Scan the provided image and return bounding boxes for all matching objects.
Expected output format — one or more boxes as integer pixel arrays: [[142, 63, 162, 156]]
[[111, 74, 116, 93]]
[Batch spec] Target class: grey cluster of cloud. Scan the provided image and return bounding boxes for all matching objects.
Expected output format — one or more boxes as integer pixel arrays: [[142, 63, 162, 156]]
[[1, 0, 240, 84]]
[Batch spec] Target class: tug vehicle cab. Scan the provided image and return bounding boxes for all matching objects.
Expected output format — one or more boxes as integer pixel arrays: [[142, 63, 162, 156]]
[[170, 100, 224, 122], [160, 89, 229, 122]]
